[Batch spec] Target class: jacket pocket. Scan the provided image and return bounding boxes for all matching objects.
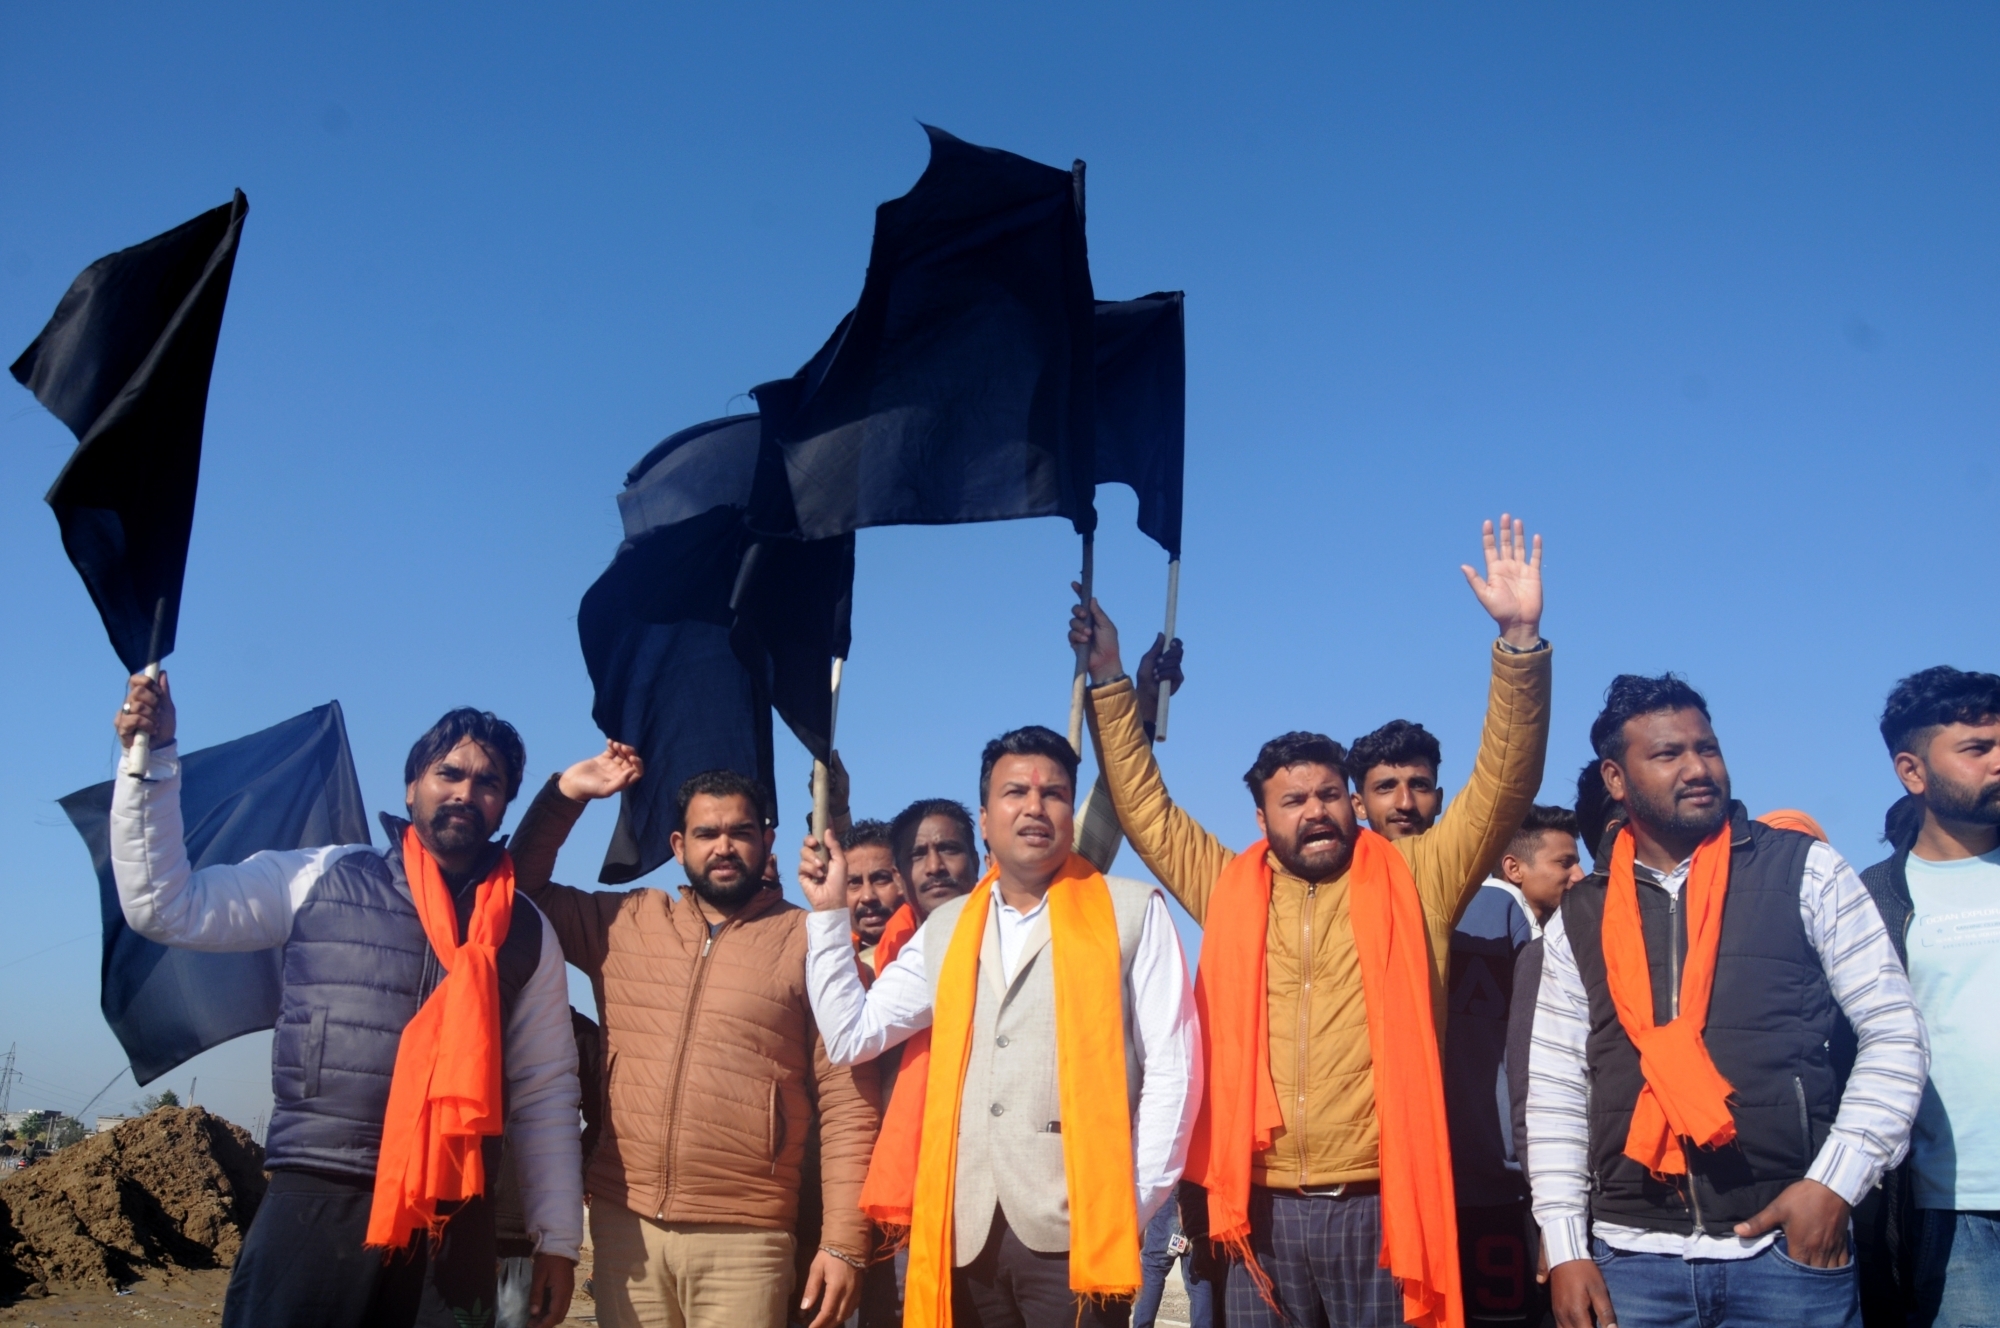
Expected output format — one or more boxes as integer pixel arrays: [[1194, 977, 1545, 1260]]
[[766, 1080, 785, 1174], [1794, 1076, 1812, 1166], [302, 1007, 329, 1098]]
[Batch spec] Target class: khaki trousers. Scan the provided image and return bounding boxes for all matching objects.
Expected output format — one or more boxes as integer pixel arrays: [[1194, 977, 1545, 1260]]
[[590, 1204, 796, 1328]]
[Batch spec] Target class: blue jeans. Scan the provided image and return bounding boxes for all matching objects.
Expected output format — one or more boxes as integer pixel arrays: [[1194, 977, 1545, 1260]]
[[1913, 1209, 2000, 1328], [1134, 1192, 1217, 1328], [1591, 1235, 1859, 1328]]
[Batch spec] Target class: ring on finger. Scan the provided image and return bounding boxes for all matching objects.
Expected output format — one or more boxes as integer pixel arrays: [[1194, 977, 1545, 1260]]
[[121, 702, 133, 713]]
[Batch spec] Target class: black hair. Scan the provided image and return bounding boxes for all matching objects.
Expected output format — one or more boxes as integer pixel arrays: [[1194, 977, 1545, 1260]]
[[1345, 719, 1442, 788], [675, 769, 770, 825], [1243, 731, 1349, 806], [1589, 673, 1711, 763], [1574, 760, 1618, 864], [841, 818, 895, 854], [1879, 666, 2000, 758], [978, 726, 1080, 806], [404, 708, 527, 803], [1507, 803, 1580, 860], [889, 798, 978, 877]]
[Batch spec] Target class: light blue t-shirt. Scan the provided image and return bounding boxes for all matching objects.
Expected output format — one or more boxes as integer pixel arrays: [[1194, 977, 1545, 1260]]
[[1905, 847, 2000, 1211]]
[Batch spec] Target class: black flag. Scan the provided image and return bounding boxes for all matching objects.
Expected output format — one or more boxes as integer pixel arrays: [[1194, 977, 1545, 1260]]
[[1094, 292, 1186, 557], [749, 126, 1096, 541], [12, 192, 248, 672], [582, 417, 773, 885], [59, 702, 369, 1085]]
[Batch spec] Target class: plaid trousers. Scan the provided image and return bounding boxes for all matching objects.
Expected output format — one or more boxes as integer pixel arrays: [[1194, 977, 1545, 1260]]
[[1223, 1187, 1405, 1328]]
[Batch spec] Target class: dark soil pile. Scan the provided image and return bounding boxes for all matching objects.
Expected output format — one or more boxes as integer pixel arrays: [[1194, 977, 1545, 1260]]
[[0, 1107, 265, 1298]]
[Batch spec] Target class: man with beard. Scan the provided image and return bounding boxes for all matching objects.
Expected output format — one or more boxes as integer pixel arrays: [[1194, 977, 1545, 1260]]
[[504, 765, 882, 1328], [1529, 674, 1929, 1328], [1075, 516, 1554, 1328], [110, 681, 584, 1328], [843, 819, 907, 977], [1855, 666, 2000, 1325], [1347, 720, 1446, 841]]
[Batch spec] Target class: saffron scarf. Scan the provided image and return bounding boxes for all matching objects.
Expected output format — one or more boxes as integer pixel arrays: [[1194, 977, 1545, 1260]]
[[366, 826, 515, 1249], [897, 857, 1141, 1328], [1187, 832, 1463, 1328], [860, 902, 927, 1231], [1603, 823, 1737, 1176]]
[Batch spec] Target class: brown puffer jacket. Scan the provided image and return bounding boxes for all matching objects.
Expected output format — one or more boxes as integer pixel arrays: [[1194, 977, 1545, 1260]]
[[507, 779, 880, 1258]]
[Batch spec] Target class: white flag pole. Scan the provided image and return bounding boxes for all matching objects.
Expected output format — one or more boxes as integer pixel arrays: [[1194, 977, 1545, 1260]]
[[122, 598, 169, 778], [1068, 534, 1094, 755], [1153, 557, 1181, 742], [811, 655, 846, 841]]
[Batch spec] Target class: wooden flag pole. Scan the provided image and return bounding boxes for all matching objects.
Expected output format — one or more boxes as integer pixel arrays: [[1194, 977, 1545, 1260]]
[[1153, 557, 1181, 742], [811, 656, 846, 841], [1068, 534, 1094, 755], [123, 598, 169, 778]]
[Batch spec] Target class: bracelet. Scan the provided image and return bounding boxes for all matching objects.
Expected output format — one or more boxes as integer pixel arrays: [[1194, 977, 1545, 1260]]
[[1093, 672, 1129, 689], [1496, 636, 1548, 655], [819, 1244, 868, 1270]]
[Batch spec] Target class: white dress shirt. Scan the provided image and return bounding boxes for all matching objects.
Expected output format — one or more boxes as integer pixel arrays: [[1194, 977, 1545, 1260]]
[[804, 878, 1203, 1225], [1527, 840, 1929, 1267]]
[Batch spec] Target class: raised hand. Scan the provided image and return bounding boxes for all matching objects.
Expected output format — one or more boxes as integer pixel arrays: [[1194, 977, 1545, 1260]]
[[1135, 633, 1185, 727], [798, 829, 848, 912], [1068, 584, 1124, 684], [114, 671, 175, 749], [1460, 514, 1544, 649], [557, 740, 645, 801]]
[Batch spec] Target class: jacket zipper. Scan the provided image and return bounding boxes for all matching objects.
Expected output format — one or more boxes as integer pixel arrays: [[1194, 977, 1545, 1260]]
[[657, 924, 721, 1219], [1666, 888, 1704, 1229], [1296, 879, 1316, 1186]]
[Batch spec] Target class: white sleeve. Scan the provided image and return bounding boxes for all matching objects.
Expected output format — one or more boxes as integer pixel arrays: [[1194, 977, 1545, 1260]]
[[503, 907, 584, 1262], [1526, 911, 1595, 1268], [111, 741, 362, 951], [1799, 841, 1931, 1204], [803, 908, 932, 1065], [1128, 891, 1202, 1226]]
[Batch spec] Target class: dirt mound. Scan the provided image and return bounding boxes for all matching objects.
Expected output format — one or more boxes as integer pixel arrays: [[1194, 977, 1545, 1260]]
[[0, 1106, 265, 1298]]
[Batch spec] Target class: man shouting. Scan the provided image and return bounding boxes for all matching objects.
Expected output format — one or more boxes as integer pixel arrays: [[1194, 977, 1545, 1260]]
[[111, 674, 582, 1328]]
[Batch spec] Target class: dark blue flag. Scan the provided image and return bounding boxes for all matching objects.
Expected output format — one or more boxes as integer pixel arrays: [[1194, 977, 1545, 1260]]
[[749, 126, 1096, 541], [581, 415, 853, 883], [58, 701, 368, 1086], [1094, 292, 1186, 557], [12, 192, 248, 673]]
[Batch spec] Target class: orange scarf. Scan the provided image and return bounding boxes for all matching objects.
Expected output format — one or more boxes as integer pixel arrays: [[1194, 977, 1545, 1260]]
[[1603, 823, 1737, 1176], [366, 827, 516, 1249], [860, 903, 927, 1231], [1187, 832, 1462, 1328], [893, 857, 1140, 1328]]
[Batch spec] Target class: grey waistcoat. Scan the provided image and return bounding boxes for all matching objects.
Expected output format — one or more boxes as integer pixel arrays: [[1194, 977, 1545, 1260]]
[[923, 875, 1154, 1264]]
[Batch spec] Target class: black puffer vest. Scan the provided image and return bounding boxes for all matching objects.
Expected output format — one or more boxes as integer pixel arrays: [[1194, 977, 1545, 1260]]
[[264, 814, 544, 1178], [1561, 804, 1834, 1235]]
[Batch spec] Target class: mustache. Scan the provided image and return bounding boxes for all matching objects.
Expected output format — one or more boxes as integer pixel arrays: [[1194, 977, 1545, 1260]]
[[429, 804, 486, 834], [852, 898, 893, 919]]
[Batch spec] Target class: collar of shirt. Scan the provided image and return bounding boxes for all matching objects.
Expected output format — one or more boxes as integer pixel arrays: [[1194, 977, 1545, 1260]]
[[990, 879, 1050, 982], [1631, 856, 1692, 899]]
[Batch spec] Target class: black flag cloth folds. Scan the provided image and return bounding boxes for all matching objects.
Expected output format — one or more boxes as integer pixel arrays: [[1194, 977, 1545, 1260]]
[[12, 192, 248, 672], [749, 126, 1096, 541], [581, 415, 853, 884], [1094, 292, 1186, 557], [58, 701, 368, 1085]]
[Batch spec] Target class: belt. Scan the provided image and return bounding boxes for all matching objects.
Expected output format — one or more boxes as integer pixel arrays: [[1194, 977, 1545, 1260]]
[[1265, 1180, 1381, 1199]]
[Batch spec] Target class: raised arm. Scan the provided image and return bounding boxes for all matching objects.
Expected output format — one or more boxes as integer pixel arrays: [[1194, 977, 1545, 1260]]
[[798, 831, 935, 1064], [507, 743, 645, 980], [1072, 601, 1232, 923], [1404, 516, 1553, 922], [110, 672, 353, 951]]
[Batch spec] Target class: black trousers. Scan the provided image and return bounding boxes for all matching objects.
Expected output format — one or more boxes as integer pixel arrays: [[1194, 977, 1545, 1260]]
[[952, 1212, 1133, 1328], [222, 1169, 497, 1328]]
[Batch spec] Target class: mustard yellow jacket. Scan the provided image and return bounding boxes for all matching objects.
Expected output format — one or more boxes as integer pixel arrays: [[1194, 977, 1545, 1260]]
[[1087, 642, 1551, 1187]]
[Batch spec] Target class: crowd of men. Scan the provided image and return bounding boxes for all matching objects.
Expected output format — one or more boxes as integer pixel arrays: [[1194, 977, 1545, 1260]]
[[103, 515, 1999, 1328]]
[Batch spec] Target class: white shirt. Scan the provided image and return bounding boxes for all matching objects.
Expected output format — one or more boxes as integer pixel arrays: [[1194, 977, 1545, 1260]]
[[1527, 840, 1929, 1267], [110, 743, 586, 1262], [804, 879, 1203, 1225]]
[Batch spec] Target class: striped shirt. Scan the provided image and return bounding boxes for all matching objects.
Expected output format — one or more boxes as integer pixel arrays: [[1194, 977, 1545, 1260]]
[[1527, 839, 1929, 1267]]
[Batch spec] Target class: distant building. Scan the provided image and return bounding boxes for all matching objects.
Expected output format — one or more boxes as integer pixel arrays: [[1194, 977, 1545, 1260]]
[[1, 1109, 59, 1134], [94, 1115, 134, 1135]]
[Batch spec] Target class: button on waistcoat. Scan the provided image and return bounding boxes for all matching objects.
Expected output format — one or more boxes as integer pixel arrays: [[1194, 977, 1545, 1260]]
[[1560, 807, 1836, 1236], [264, 816, 542, 1179]]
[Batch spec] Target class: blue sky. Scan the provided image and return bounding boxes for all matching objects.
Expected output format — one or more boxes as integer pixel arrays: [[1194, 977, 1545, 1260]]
[[2, 5, 1994, 1132]]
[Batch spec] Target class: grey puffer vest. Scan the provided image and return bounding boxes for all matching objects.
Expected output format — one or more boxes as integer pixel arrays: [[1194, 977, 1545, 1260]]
[[264, 814, 543, 1178]]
